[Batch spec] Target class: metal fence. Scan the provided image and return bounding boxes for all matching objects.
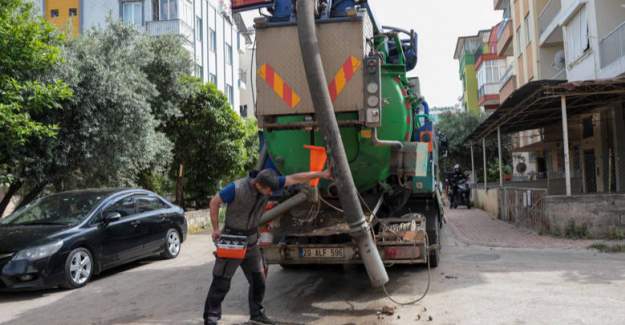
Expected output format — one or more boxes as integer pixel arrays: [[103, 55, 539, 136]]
[[600, 21, 625, 68], [499, 187, 549, 232]]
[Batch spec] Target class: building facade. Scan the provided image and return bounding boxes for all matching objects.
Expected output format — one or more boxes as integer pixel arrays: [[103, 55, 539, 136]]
[[38, 0, 246, 114], [453, 35, 482, 114]]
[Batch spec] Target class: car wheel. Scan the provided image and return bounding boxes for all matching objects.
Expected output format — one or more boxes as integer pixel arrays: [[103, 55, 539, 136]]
[[62, 247, 93, 289], [162, 228, 181, 259]]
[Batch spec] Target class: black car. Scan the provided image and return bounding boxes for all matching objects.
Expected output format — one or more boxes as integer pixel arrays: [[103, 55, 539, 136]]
[[0, 189, 187, 290]]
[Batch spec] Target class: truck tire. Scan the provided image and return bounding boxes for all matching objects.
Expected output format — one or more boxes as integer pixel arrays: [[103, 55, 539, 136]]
[[426, 212, 441, 268]]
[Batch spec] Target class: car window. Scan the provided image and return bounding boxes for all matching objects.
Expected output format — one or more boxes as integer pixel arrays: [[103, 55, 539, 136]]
[[102, 196, 136, 219], [135, 195, 168, 213]]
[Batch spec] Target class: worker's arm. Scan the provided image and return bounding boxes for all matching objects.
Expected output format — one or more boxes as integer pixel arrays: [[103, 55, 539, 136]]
[[284, 169, 332, 187], [209, 194, 223, 242]]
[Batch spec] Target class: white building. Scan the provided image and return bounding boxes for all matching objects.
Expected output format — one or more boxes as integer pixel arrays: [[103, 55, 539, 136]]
[[539, 0, 625, 81], [39, 0, 247, 113]]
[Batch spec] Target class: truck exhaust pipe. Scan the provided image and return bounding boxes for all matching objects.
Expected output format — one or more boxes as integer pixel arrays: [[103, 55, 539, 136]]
[[295, 0, 389, 288]]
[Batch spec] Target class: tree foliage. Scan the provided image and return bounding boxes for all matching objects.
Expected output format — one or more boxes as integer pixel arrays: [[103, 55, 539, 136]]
[[436, 111, 511, 182], [57, 21, 173, 188], [167, 79, 254, 207], [0, 0, 71, 181]]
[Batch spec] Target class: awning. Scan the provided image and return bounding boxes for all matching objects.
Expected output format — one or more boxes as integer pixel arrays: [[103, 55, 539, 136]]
[[466, 78, 625, 142]]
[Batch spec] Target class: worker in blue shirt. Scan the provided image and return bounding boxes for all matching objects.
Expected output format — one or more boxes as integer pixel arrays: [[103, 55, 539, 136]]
[[204, 169, 331, 325]]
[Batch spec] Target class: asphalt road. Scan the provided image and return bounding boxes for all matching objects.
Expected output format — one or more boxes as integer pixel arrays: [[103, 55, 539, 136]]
[[2, 224, 625, 325]]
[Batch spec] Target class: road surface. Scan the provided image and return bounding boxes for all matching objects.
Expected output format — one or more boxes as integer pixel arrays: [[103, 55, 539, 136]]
[[2, 208, 625, 325]]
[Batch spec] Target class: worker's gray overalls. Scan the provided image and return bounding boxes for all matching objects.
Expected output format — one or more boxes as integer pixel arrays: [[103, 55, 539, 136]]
[[204, 178, 269, 323]]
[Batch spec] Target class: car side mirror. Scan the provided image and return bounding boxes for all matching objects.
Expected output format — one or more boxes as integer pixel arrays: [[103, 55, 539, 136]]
[[103, 212, 122, 224]]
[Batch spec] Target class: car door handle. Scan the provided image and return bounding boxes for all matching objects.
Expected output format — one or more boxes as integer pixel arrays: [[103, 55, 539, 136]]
[[130, 220, 141, 227]]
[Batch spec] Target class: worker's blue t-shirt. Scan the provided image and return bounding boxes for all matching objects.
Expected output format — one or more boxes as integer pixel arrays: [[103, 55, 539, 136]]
[[219, 176, 286, 204]]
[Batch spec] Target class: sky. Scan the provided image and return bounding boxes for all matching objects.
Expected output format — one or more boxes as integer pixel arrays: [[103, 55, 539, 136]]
[[367, 0, 501, 108]]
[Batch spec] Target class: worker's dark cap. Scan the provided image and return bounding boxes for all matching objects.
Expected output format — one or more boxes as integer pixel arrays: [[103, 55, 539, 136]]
[[254, 169, 280, 191]]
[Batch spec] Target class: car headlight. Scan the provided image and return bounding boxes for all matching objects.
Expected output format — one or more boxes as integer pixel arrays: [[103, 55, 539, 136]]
[[12, 241, 63, 261]]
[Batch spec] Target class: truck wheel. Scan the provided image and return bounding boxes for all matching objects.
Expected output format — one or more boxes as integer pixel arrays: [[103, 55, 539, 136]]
[[426, 212, 441, 268]]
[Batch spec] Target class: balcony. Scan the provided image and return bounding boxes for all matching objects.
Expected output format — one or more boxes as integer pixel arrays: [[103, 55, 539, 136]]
[[538, 0, 563, 46], [600, 21, 625, 70], [496, 19, 513, 57], [478, 83, 500, 108], [146, 19, 193, 44]]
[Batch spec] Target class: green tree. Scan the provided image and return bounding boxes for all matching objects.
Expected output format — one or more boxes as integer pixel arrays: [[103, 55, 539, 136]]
[[0, 0, 72, 216], [55, 21, 173, 190], [436, 111, 511, 183], [168, 80, 252, 208]]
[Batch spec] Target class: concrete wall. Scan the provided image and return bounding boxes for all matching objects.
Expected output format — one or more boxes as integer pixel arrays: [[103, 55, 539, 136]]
[[545, 194, 625, 237], [185, 209, 211, 233], [473, 188, 500, 217]]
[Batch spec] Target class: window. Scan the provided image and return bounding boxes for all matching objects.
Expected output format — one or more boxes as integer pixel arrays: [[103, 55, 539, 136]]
[[209, 73, 217, 84], [209, 28, 217, 52], [103, 196, 136, 218], [524, 15, 531, 47], [240, 105, 248, 117], [159, 0, 177, 20], [122, 2, 143, 26], [237, 32, 241, 50], [195, 64, 203, 78], [50, 9, 59, 18], [196, 17, 203, 41], [582, 117, 594, 139], [225, 43, 233, 65], [225, 84, 234, 105], [69, 8, 78, 17], [152, 0, 159, 20], [565, 6, 590, 63], [182, 0, 193, 25], [477, 60, 506, 87], [135, 195, 168, 213]]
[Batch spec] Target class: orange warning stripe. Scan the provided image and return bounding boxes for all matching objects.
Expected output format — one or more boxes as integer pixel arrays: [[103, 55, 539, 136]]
[[258, 64, 301, 109], [328, 56, 362, 102]]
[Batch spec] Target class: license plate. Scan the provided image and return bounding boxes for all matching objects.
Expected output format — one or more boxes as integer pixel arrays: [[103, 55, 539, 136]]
[[300, 247, 345, 258]]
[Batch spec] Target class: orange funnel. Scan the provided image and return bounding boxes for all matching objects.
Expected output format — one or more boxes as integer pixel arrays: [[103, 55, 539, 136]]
[[304, 145, 327, 187]]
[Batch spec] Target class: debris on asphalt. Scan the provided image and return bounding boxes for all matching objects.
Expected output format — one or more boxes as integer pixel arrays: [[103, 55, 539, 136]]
[[428, 315, 433, 321], [415, 314, 421, 321], [445, 274, 458, 279], [381, 305, 396, 316]]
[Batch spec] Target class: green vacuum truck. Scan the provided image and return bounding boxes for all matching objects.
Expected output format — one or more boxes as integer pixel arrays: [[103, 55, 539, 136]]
[[233, 0, 445, 270]]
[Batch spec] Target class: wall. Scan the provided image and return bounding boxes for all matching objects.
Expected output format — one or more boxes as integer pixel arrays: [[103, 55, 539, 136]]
[[44, 0, 81, 36], [545, 194, 625, 237], [463, 61, 480, 114], [473, 188, 500, 217], [185, 209, 211, 233]]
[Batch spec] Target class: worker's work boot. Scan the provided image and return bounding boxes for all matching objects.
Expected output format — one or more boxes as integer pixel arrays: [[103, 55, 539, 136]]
[[250, 312, 276, 325]]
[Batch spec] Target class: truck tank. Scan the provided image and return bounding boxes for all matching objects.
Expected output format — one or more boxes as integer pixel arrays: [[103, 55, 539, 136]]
[[264, 65, 411, 191]]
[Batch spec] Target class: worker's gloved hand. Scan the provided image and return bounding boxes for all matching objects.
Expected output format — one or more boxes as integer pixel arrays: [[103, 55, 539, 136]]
[[212, 229, 221, 242]]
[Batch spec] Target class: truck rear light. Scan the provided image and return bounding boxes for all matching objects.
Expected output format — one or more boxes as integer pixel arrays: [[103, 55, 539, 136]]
[[384, 246, 420, 260], [231, 0, 274, 12]]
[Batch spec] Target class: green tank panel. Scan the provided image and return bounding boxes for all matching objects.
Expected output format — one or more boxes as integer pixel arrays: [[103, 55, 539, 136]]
[[265, 66, 412, 192]]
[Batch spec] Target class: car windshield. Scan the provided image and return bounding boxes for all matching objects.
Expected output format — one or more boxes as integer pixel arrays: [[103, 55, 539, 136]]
[[0, 192, 109, 226]]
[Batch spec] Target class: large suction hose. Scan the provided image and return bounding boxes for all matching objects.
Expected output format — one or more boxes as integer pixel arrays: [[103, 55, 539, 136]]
[[295, 0, 389, 288]]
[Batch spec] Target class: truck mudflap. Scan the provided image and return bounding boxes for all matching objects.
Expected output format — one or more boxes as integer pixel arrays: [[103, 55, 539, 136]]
[[260, 241, 427, 265]]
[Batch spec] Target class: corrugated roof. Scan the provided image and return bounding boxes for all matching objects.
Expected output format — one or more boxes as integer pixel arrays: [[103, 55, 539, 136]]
[[466, 77, 625, 141]]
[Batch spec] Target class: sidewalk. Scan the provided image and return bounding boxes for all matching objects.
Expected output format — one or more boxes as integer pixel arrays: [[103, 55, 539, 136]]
[[445, 207, 596, 249]]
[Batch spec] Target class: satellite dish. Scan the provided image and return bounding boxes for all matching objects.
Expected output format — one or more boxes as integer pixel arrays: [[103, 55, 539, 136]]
[[553, 50, 566, 71]]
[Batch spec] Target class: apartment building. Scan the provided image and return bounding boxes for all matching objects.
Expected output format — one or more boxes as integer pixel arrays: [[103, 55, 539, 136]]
[[38, 0, 247, 114], [467, 0, 625, 237]]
